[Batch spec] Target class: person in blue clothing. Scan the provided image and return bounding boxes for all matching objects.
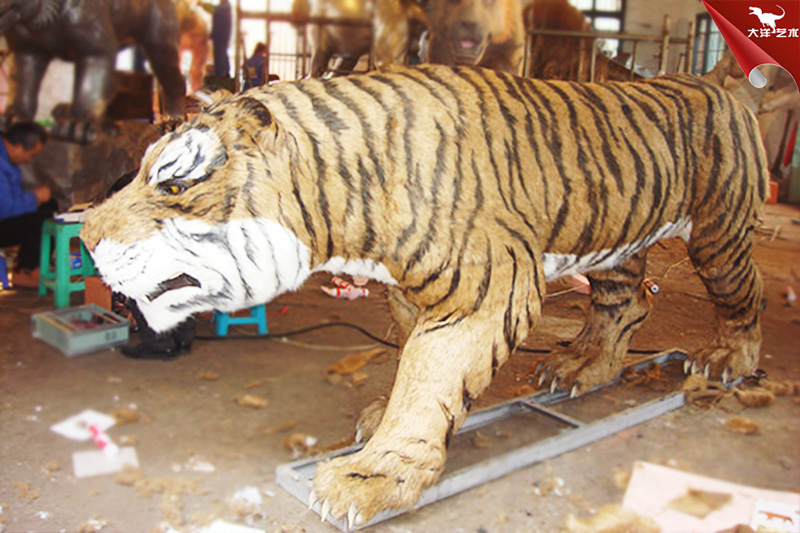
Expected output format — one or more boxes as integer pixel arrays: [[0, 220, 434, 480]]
[[0, 122, 54, 288], [211, 0, 232, 78], [243, 42, 267, 89]]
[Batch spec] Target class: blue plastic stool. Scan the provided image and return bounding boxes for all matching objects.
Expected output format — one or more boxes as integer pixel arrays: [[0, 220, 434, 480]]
[[214, 304, 268, 336], [0, 252, 10, 289], [38, 219, 97, 308]]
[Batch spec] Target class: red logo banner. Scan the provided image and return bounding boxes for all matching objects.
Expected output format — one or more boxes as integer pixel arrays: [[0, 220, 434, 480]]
[[702, 0, 800, 89]]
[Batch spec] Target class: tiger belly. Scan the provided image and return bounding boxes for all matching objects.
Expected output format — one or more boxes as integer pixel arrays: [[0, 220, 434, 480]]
[[542, 217, 693, 281]]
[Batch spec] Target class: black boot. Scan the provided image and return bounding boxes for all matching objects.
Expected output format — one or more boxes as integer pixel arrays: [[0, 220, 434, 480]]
[[121, 300, 195, 361]]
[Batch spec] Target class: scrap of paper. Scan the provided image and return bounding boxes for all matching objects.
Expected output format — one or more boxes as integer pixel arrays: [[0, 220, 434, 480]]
[[622, 461, 800, 532], [73, 447, 139, 478], [50, 409, 116, 441], [702, 0, 800, 88]]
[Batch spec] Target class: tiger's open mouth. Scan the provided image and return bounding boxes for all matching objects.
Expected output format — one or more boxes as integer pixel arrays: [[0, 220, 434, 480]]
[[146, 273, 201, 302]]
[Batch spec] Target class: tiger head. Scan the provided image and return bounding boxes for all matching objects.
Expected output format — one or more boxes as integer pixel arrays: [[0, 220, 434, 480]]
[[81, 91, 312, 332]]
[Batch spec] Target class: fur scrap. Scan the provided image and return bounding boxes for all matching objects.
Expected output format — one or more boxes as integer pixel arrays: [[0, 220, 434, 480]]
[[325, 348, 385, 376], [234, 394, 269, 408], [725, 416, 761, 435], [733, 388, 776, 408], [668, 488, 732, 518], [564, 504, 660, 533]]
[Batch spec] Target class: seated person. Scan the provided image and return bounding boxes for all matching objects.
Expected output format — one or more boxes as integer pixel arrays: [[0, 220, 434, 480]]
[[0, 122, 55, 288], [243, 42, 267, 89]]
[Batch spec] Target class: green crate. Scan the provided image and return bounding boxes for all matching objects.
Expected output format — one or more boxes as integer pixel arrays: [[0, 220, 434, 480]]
[[32, 304, 129, 357]]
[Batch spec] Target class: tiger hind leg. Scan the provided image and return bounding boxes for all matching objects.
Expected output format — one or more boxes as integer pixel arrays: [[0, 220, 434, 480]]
[[685, 216, 763, 382], [536, 251, 650, 397]]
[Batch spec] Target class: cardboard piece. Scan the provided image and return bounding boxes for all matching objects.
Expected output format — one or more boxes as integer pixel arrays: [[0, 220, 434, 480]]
[[622, 461, 800, 532]]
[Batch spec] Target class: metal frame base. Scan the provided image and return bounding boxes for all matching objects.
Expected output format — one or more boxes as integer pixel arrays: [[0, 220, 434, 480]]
[[277, 351, 688, 530]]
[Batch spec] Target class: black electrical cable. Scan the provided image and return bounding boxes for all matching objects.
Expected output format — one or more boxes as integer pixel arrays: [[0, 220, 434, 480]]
[[194, 321, 662, 355]]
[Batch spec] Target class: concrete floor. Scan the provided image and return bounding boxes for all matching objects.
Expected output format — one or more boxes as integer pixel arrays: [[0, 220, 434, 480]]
[[1, 203, 799, 533]]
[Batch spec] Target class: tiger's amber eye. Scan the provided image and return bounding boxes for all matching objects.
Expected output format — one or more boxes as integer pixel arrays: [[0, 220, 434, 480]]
[[170, 185, 180, 194]]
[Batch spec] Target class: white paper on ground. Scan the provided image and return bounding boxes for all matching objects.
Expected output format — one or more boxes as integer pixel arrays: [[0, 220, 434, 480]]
[[622, 461, 800, 533], [200, 520, 266, 533], [73, 446, 138, 478], [51, 409, 116, 441]]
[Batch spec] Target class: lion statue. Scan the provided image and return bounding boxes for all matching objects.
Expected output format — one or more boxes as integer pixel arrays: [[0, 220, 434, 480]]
[[0, 0, 185, 142], [82, 65, 767, 526], [423, 0, 525, 74]]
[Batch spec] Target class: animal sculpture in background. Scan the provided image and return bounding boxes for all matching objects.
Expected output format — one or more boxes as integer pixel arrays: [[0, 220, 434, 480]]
[[423, 0, 525, 74], [0, 0, 186, 143], [82, 64, 768, 527], [176, 0, 211, 92], [293, 0, 427, 77], [523, 0, 635, 81]]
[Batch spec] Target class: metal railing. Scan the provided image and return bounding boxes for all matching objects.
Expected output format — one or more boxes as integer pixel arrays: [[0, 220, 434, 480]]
[[523, 15, 696, 82], [236, 8, 374, 85]]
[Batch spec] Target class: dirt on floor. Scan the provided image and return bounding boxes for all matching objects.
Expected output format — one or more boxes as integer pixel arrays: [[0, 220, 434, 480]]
[[1, 203, 799, 533]]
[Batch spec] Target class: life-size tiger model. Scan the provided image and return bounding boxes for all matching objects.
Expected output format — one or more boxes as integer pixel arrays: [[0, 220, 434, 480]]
[[81, 65, 768, 526]]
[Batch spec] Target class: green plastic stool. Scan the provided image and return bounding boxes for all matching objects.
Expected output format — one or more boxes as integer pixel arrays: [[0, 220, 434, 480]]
[[214, 304, 268, 336], [39, 219, 97, 308]]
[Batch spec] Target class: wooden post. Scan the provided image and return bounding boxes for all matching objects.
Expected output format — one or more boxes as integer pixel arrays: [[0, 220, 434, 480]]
[[685, 20, 695, 73], [631, 40, 639, 80], [659, 14, 670, 75]]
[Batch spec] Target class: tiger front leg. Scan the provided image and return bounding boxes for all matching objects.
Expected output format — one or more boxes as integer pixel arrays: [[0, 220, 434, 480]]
[[312, 252, 543, 526], [537, 251, 650, 397], [354, 287, 419, 444]]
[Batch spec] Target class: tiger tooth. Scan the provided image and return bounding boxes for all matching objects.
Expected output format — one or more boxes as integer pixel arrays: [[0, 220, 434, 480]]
[[550, 378, 559, 394], [538, 372, 547, 387], [570, 385, 579, 399], [722, 367, 731, 385], [704, 363, 710, 379]]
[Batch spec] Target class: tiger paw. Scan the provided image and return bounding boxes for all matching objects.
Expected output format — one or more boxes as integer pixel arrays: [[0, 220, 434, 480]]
[[684, 345, 758, 384], [311, 439, 445, 527], [536, 344, 622, 397]]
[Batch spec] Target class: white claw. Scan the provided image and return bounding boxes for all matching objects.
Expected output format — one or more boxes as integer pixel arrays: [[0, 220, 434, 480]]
[[704, 363, 710, 379], [321, 499, 331, 522], [691, 361, 700, 375], [538, 372, 547, 387], [550, 378, 559, 394], [722, 367, 731, 385], [684, 359, 692, 374], [348, 504, 358, 531], [356, 512, 365, 527], [355, 429, 363, 444], [308, 490, 318, 511], [570, 385, 579, 399]]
